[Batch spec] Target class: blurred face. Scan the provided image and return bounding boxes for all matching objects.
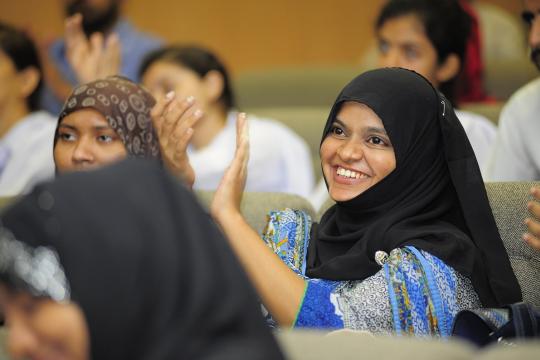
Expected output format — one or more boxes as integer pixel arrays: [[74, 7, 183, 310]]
[[523, 0, 540, 70], [0, 50, 22, 115], [141, 61, 213, 111], [54, 108, 127, 173], [376, 14, 442, 87], [320, 102, 396, 202], [0, 286, 89, 360], [64, 0, 120, 34]]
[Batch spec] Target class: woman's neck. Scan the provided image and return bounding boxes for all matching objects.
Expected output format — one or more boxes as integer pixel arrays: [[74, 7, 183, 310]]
[[0, 102, 30, 139], [190, 106, 228, 150]]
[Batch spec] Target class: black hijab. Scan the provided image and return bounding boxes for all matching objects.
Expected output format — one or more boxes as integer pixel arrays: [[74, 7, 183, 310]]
[[0, 159, 283, 360], [307, 68, 521, 308]]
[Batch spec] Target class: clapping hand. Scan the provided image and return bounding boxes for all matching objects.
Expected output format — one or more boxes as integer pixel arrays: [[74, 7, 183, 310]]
[[210, 113, 249, 223], [65, 13, 120, 83], [523, 187, 540, 250], [524, 186, 540, 251], [150, 92, 202, 188]]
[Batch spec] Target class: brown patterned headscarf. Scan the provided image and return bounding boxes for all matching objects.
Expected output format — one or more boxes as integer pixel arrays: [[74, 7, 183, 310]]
[[56, 76, 161, 159]]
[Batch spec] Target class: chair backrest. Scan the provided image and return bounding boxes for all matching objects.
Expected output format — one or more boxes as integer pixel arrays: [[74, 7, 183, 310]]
[[485, 181, 540, 308], [234, 66, 363, 109], [316, 182, 540, 308], [196, 191, 316, 235], [246, 106, 328, 181]]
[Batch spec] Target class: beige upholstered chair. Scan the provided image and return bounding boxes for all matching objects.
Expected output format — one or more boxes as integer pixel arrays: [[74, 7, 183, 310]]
[[234, 66, 364, 109], [195, 191, 316, 235], [485, 181, 540, 308], [244, 106, 328, 181]]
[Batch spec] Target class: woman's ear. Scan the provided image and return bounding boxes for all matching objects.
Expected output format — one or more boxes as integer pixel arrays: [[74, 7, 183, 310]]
[[202, 70, 225, 104], [17, 66, 41, 100], [435, 53, 461, 84]]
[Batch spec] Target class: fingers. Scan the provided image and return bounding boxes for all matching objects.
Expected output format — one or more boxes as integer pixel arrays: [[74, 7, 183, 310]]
[[101, 33, 120, 77], [531, 186, 540, 202], [170, 108, 203, 154], [523, 230, 540, 251], [160, 95, 196, 140], [65, 14, 85, 49], [230, 113, 249, 176], [524, 186, 540, 250]]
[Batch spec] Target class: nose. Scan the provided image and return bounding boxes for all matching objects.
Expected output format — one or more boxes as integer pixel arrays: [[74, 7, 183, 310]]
[[529, 17, 540, 49], [337, 138, 364, 162], [379, 48, 401, 68], [7, 317, 38, 358], [71, 137, 95, 166]]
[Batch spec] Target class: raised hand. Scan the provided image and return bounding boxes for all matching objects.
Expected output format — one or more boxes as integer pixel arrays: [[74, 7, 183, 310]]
[[524, 186, 540, 251], [65, 13, 120, 84], [210, 113, 249, 223], [150, 92, 202, 188]]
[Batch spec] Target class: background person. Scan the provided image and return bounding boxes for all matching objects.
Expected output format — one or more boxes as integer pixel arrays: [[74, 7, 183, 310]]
[[485, 0, 540, 181], [0, 159, 284, 360], [140, 45, 314, 196], [0, 22, 56, 196], [53, 75, 162, 175], [39, 0, 162, 114], [166, 68, 521, 332]]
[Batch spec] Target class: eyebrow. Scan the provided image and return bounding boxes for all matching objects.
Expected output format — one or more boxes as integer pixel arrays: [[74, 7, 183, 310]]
[[58, 124, 113, 131], [333, 118, 388, 136]]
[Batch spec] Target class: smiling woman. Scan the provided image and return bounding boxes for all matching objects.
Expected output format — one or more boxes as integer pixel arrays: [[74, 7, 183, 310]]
[[201, 67, 522, 334], [320, 102, 396, 202]]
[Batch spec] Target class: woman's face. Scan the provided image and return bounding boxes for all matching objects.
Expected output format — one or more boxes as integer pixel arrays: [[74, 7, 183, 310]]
[[141, 61, 214, 111], [320, 101, 396, 202], [0, 50, 22, 115], [54, 108, 127, 173], [0, 286, 89, 360], [376, 14, 451, 88]]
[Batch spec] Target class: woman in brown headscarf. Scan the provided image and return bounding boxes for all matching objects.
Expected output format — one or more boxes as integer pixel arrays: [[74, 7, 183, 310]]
[[53, 76, 161, 173]]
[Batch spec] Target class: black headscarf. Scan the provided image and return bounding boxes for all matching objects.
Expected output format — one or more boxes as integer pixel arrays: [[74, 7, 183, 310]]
[[0, 159, 283, 360], [307, 68, 521, 308]]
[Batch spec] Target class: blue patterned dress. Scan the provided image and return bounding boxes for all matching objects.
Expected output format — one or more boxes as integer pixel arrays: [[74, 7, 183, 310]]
[[262, 209, 481, 337]]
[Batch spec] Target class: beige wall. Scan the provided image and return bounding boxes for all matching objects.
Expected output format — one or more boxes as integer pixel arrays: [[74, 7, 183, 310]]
[[0, 0, 525, 75]]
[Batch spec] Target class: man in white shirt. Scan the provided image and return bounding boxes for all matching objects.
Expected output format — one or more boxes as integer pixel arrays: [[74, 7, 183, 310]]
[[485, 0, 540, 181], [0, 22, 55, 196], [484, 1, 540, 251]]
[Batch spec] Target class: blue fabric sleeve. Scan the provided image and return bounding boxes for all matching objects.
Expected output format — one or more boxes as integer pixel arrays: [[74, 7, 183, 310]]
[[294, 279, 344, 329]]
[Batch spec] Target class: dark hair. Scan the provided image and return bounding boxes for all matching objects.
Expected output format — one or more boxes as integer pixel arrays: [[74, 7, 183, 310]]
[[375, 0, 471, 104], [0, 22, 43, 112], [139, 45, 235, 110]]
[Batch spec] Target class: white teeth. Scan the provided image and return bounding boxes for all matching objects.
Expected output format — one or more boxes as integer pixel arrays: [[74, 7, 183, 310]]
[[336, 167, 367, 179]]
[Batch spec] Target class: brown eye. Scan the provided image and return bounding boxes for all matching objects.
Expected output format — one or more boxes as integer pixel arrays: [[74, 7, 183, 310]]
[[368, 136, 386, 146], [331, 125, 344, 136]]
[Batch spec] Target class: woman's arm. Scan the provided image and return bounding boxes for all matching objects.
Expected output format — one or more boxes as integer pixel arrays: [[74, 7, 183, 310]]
[[211, 115, 306, 327]]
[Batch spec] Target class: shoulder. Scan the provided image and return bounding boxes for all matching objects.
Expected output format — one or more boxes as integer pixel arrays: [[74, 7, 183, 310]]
[[262, 208, 312, 273], [501, 77, 540, 120], [454, 110, 496, 132]]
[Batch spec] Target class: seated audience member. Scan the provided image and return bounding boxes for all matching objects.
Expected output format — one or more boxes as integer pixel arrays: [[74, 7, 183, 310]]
[[168, 68, 521, 333], [375, 0, 496, 169], [525, 186, 540, 251], [53, 75, 162, 172], [0, 159, 284, 360], [140, 45, 314, 197], [311, 0, 496, 210], [40, 0, 162, 114], [0, 22, 56, 196], [485, 0, 540, 181]]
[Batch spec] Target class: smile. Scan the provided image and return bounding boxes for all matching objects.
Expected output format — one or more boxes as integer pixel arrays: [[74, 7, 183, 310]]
[[336, 166, 369, 179]]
